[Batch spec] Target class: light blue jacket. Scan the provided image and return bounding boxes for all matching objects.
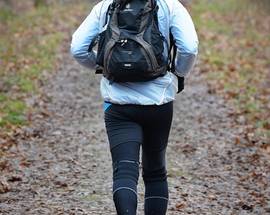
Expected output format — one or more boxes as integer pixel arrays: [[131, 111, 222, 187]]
[[70, 0, 198, 105]]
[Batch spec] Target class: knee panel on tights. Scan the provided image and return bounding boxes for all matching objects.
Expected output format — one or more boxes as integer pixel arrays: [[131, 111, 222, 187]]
[[113, 160, 140, 183]]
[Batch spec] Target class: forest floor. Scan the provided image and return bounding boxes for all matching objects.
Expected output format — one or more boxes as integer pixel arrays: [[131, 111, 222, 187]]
[[0, 54, 269, 215], [0, 0, 270, 215]]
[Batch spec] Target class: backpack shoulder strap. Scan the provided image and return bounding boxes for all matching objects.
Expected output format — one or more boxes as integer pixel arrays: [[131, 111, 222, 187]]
[[168, 30, 177, 73], [103, 1, 117, 27]]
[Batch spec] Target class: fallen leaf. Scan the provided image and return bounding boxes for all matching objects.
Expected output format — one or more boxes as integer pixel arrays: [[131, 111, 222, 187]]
[[175, 202, 186, 210], [8, 174, 23, 182], [0, 177, 11, 193], [242, 204, 253, 211], [208, 194, 217, 200], [0, 160, 10, 171]]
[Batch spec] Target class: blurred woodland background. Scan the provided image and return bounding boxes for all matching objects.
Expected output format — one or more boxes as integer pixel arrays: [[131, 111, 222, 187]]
[[0, 0, 269, 214]]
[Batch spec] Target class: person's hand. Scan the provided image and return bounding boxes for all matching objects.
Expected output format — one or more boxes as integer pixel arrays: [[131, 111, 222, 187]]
[[177, 76, 185, 93]]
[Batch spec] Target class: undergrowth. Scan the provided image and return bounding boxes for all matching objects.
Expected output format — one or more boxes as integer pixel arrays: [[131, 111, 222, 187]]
[[0, 2, 90, 132], [191, 0, 270, 142]]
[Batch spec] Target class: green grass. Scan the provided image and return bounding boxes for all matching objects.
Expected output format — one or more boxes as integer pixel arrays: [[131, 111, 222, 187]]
[[0, 100, 27, 127], [0, 7, 14, 23], [0, 2, 90, 131]]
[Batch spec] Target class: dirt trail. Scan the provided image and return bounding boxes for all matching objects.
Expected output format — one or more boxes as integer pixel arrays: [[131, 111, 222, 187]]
[[0, 54, 269, 215]]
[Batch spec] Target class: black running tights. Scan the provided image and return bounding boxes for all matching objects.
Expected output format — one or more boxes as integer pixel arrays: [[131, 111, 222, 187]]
[[104, 101, 173, 215]]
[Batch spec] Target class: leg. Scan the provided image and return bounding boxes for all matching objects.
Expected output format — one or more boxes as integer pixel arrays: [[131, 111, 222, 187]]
[[111, 142, 140, 215], [141, 102, 173, 215], [105, 105, 143, 215], [143, 148, 168, 215]]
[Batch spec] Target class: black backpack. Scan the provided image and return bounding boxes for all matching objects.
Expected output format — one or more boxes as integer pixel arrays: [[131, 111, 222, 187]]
[[95, 0, 171, 83]]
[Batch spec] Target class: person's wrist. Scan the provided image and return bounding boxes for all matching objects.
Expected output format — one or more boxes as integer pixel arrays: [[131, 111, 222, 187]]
[[177, 76, 185, 93], [178, 76, 184, 81]]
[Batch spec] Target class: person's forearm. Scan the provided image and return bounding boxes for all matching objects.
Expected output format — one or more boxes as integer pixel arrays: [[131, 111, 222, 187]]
[[175, 51, 197, 77], [169, 0, 199, 77], [70, 46, 97, 69]]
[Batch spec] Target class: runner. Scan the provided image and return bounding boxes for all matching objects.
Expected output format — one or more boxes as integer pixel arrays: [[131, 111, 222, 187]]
[[71, 0, 198, 214]]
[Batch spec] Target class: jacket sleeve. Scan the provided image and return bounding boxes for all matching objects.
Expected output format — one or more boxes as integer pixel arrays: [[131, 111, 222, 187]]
[[70, 4, 100, 69], [170, 0, 199, 77]]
